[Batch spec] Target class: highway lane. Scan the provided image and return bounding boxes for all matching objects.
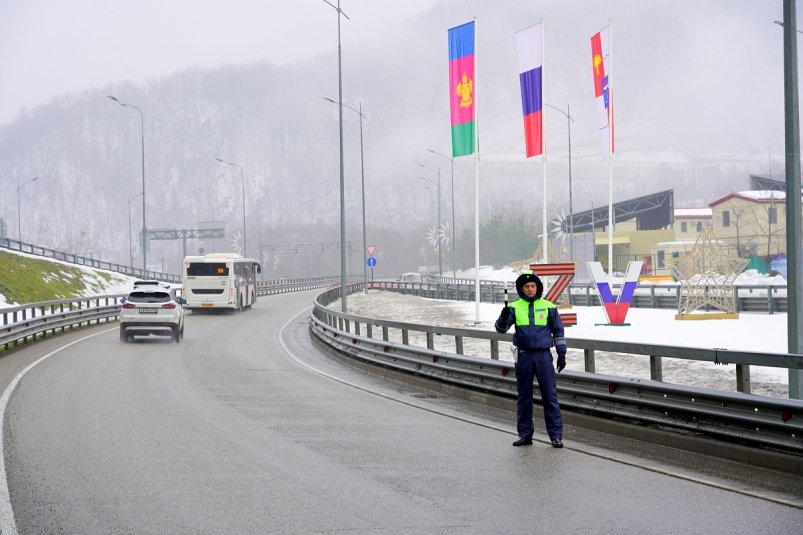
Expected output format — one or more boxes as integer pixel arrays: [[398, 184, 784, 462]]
[[2, 289, 801, 533]]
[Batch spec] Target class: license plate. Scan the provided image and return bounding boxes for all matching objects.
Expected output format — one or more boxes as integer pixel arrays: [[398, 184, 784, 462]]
[[201, 303, 214, 308], [139, 308, 158, 314]]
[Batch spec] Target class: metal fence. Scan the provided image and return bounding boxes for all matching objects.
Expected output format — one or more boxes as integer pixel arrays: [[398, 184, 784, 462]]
[[429, 276, 789, 314], [311, 283, 803, 458], [0, 237, 180, 283], [1, 295, 124, 351], [0, 276, 346, 350]]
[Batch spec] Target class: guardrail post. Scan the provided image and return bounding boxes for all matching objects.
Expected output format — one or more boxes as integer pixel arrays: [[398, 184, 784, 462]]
[[402, 329, 409, 346], [650, 286, 657, 308], [584, 348, 595, 373], [736, 364, 751, 394], [355, 321, 361, 336], [455, 335, 464, 355], [382, 326, 389, 342], [768, 286, 775, 315], [367, 324, 373, 338], [490, 339, 499, 360], [650, 355, 663, 382], [426, 332, 434, 350]]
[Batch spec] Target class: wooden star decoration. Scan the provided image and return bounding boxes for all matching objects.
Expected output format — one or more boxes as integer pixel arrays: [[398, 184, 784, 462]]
[[668, 227, 748, 316]]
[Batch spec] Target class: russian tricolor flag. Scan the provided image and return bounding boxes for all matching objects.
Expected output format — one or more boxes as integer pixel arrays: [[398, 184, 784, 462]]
[[516, 23, 543, 158]]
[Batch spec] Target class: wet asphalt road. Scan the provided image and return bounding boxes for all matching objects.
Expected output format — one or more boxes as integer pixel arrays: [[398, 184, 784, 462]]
[[1, 289, 801, 534]]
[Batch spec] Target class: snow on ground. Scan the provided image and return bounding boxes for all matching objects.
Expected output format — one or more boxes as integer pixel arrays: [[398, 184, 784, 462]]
[[342, 266, 794, 398]]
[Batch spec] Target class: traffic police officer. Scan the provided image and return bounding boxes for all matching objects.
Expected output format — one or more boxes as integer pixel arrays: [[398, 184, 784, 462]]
[[495, 270, 566, 447]]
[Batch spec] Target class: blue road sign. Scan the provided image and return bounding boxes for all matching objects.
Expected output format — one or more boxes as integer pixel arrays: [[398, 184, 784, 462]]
[[366, 257, 377, 268]]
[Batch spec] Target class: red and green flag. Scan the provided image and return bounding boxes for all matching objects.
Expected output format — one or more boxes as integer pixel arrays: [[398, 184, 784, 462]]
[[448, 21, 475, 157]]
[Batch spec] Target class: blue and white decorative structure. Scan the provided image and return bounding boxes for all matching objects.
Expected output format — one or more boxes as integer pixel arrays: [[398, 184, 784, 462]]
[[587, 261, 643, 325]]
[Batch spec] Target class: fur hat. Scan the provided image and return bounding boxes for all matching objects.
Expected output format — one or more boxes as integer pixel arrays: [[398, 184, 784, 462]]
[[515, 270, 543, 301]]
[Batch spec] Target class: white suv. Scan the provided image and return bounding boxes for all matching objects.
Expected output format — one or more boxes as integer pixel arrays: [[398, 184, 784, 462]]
[[120, 288, 185, 343]]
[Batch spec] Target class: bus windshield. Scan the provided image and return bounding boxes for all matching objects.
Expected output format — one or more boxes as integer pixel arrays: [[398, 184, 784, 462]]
[[186, 262, 229, 277]]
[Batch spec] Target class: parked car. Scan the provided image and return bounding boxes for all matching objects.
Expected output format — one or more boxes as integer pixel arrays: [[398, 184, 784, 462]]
[[120, 288, 185, 343]]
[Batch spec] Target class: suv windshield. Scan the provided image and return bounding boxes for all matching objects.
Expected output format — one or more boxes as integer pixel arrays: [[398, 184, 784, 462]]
[[127, 291, 171, 304]]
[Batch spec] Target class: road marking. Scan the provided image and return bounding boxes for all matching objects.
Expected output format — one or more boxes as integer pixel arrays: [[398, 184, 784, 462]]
[[0, 328, 115, 535], [278, 309, 803, 510]]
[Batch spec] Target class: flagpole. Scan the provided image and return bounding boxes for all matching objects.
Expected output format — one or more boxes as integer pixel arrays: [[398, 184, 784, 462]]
[[473, 16, 481, 324], [541, 17, 548, 264], [607, 21, 614, 283]]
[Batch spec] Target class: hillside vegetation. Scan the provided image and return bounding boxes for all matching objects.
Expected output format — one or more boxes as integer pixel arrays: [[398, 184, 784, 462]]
[[0, 251, 130, 306]]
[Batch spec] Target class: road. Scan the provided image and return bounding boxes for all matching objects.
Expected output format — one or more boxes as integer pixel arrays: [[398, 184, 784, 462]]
[[0, 289, 800, 533]]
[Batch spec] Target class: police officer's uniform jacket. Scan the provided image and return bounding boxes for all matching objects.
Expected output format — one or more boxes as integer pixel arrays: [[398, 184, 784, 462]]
[[495, 273, 565, 351]]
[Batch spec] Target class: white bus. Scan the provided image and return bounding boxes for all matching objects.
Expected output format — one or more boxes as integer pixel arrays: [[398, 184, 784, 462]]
[[182, 253, 261, 311]]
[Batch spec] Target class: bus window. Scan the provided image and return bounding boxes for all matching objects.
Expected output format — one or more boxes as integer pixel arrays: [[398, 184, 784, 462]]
[[187, 262, 229, 277]]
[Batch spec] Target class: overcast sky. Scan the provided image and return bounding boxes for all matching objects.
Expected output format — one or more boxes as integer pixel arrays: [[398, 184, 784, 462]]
[[1, 0, 800, 156], [0, 0, 437, 126]]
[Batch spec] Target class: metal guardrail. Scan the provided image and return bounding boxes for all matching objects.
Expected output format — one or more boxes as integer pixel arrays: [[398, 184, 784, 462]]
[[0, 276, 347, 350], [1, 295, 124, 350], [310, 284, 803, 456], [0, 237, 180, 283], [256, 276, 354, 296], [425, 275, 790, 314]]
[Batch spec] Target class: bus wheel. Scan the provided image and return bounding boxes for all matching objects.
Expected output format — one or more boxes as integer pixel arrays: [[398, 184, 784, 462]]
[[237, 297, 243, 313]]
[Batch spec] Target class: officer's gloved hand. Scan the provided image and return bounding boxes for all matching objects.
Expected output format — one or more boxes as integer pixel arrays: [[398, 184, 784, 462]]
[[556, 345, 567, 372], [500, 306, 511, 322]]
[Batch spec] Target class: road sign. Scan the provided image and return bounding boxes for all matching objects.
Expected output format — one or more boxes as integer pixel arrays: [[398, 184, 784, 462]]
[[366, 245, 377, 257], [366, 257, 377, 268]]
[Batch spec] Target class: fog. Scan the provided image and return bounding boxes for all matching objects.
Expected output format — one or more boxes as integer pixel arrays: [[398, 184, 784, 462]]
[[0, 0, 799, 277]]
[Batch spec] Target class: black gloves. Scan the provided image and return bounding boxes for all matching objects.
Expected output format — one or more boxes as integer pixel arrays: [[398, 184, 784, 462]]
[[556, 344, 567, 372], [500, 306, 511, 322]]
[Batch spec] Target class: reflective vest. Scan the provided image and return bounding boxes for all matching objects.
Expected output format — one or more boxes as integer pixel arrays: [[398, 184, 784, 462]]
[[510, 298, 555, 327], [508, 297, 559, 351]]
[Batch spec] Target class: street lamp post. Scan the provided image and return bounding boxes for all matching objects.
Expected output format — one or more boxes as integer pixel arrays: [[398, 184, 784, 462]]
[[108, 95, 147, 272], [210, 199, 227, 254], [544, 103, 576, 260], [779, 2, 803, 398], [324, 97, 368, 294], [127, 191, 143, 267], [418, 163, 442, 276], [427, 148, 456, 275], [321, 0, 350, 312], [216, 158, 247, 257], [16, 176, 39, 243]]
